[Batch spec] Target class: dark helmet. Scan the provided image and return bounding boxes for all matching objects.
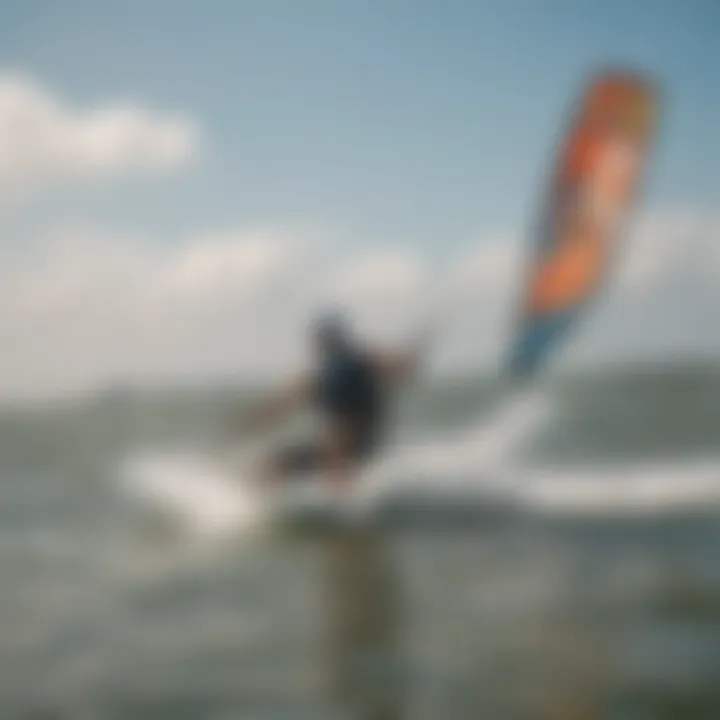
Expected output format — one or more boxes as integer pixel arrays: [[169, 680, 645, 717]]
[[311, 311, 349, 349]]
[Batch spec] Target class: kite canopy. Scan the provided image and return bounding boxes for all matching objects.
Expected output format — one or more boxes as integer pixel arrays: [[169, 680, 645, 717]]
[[507, 70, 659, 378]]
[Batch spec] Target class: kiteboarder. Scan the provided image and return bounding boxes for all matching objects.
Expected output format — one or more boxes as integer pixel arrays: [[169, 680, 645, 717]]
[[233, 313, 427, 492]]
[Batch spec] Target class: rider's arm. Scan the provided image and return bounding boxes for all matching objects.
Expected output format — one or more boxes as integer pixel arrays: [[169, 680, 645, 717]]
[[371, 350, 420, 384], [370, 328, 433, 384], [231, 373, 314, 436]]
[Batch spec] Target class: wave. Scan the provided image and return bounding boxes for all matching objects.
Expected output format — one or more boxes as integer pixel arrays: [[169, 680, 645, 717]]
[[118, 387, 720, 539]]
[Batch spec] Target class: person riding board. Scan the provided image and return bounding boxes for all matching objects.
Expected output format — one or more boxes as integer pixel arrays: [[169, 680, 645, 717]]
[[234, 313, 428, 492]]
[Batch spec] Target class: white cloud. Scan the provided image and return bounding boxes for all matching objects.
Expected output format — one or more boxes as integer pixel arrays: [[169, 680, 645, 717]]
[[450, 233, 521, 297], [0, 207, 717, 398], [564, 207, 720, 366], [333, 250, 425, 303], [618, 210, 710, 291], [0, 225, 310, 396], [326, 250, 430, 341], [0, 75, 198, 197]]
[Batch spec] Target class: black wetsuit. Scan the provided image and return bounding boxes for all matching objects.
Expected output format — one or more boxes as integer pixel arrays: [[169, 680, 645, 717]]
[[277, 347, 383, 476]]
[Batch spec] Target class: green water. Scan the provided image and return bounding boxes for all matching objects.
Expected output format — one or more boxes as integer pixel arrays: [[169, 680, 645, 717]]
[[2, 361, 720, 719]]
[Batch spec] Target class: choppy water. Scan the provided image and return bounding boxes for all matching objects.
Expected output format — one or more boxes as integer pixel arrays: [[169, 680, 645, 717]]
[[2, 361, 720, 719]]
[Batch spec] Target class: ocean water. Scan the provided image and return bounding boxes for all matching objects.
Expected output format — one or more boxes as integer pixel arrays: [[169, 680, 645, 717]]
[[2, 361, 720, 719]]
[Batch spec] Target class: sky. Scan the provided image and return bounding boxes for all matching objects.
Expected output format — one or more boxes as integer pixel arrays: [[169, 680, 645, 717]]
[[0, 0, 718, 397]]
